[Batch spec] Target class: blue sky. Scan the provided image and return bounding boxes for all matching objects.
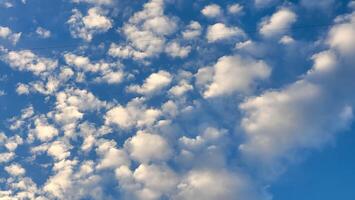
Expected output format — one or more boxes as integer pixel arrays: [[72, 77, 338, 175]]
[[0, 0, 355, 199]]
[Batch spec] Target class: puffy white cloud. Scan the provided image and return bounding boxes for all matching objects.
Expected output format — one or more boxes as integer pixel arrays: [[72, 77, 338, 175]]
[[32, 117, 59, 142], [239, 12, 355, 169], [125, 131, 171, 163], [0, 133, 23, 152], [0, 26, 21, 44], [35, 27, 51, 38], [206, 23, 245, 42], [228, 3, 243, 15], [108, 0, 177, 60], [115, 164, 178, 200], [182, 21, 202, 40], [201, 4, 222, 18], [279, 35, 295, 45], [239, 80, 353, 166], [0, 152, 15, 163], [327, 13, 355, 55], [47, 140, 71, 160], [67, 7, 112, 41], [5, 163, 26, 176], [203, 55, 271, 98], [259, 8, 297, 38], [16, 83, 30, 95], [165, 42, 191, 58], [174, 169, 263, 200], [64, 53, 124, 84], [179, 127, 226, 150], [53, 88, 106, 136], [309, 50, 337, 74], [96, 140, 130, 169], [43, 159, 77, 198], [1, 50, 58, 76], [169, 80, 193, 97], [127, 70, 172, 95], [105, 97, 162, 130]]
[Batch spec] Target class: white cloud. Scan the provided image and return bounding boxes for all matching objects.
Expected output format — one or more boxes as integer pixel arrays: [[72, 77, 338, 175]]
[[259, 8, 297, 38], [206, 23, 245, 43], [52, 88, 106, 137], [64, 53, 124, 84], [127, 70, 172, 95], [169, 80, 193, 97], [327, 13, 355, 55], [279, 35, 294, 45], [36, 27, 51, 38], [239, 81, 354, 167], [201, 4, 222, 18], [32, 117, 59, 142], [0, 152, 15, 163], [96, 140, 130, 170], [174, 169, 263, 200], [47, 140, 71, 160], [228, 4, 243, 15], [165, 42, 191, 58], [203, 55, 271, 98], [67, 7, 112, 41], [5, 163, 26, 176], [105, 97, 162, 130], [0, 26, 21, 44], [124, 131, 171, 163], [1, 50, 57, 76], [16, 83, 30, 95], [182, 21, 202, 40], [108, 0, 177, 60]]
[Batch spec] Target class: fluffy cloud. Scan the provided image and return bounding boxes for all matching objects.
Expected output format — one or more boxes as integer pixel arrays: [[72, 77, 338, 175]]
[[53, 88, 106, 136], [327, 13, 355, 55], [108, 0, 177, 60], [5, 163, 26, 176], [64, 53, 124, 84], [174, 169, 264, 200], [202, 55, 271, 98], [116, 164, 178, 200], [0, 26, 21, 44], [124, 131, 171, 163], [35, 27, 51, 38], [201, 4, 222, 18], [1, 50, 58, 76], [32, 117, 59, 141], [96, 140, 130, 170], [165, 42, 191, 58], [105, 98, 162, 130], [206, 23, 245, 42], [127, 70, 172, 95], [182, 21, 202, 40], [67, 7, 112, 41], [259, 8, 297, 38], [228, 4, 243, 15], [239, 12, 355, 170]]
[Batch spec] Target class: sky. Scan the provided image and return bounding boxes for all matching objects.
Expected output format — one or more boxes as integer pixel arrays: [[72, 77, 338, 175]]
[[0, 0, 355, 199]]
